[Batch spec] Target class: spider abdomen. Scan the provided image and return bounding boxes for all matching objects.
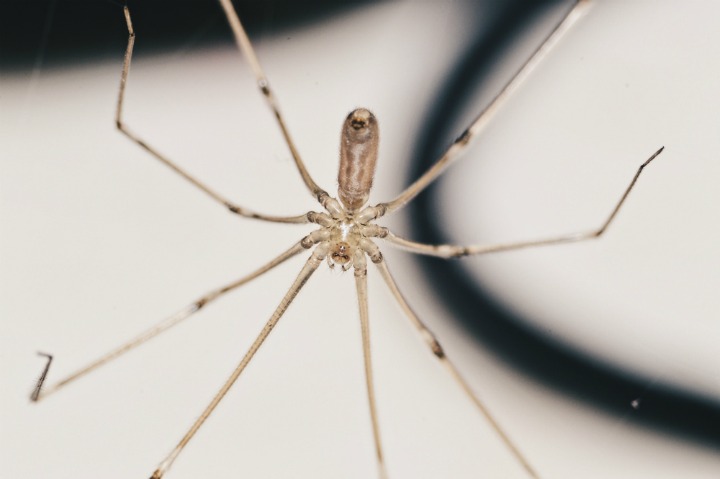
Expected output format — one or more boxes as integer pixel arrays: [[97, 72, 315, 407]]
[[338, 108, 379, 212]]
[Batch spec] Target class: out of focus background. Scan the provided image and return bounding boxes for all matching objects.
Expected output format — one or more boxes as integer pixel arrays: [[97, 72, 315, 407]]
[[2, 1, 719, 478]]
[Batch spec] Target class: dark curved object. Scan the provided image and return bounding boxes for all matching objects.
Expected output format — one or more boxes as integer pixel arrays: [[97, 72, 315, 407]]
[[408, 0, 720, 449], [0, 0, 370, 69]]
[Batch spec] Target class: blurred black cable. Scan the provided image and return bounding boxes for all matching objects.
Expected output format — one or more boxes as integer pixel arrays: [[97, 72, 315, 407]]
[[409, 0, 720, 451]]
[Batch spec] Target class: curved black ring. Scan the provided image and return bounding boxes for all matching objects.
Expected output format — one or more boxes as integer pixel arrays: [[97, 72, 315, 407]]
[[408, 0, 720, 449]]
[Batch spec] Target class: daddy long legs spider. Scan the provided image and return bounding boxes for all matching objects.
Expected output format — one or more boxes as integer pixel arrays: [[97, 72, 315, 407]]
[[4, 1, 718, 478], [26, 0, 662, 477]]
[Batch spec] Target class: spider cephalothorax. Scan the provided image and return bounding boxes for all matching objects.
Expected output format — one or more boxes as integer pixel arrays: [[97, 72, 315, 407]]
[[303, 198, 387, 272]]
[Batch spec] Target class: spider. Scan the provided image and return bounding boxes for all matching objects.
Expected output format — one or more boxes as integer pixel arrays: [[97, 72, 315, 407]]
[[31, 1, 662, 478]]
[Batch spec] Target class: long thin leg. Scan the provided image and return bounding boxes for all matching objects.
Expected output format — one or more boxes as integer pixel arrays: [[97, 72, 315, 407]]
[[353, 252, 388, 479], [150, 243, 329, 479], [30, 352, 53, 402], [373, 259, 540, 479], [217, 0, 329, 202], [116, 6, 309, 224], [32, 241, 306, 402], [378, 0, 591, 216], [383, 147, 662, 258]]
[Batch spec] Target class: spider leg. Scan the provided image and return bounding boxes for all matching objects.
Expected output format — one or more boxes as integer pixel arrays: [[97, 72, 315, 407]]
[[373, 258, 540, 479], [116, 6, 309, 224], [383, 147, 662, 258], [31, 241, 306, 402], [377, 0, 591, 216], [217, 0, 329, 203], [30, 352, 53, 402], [149, 242, 328, 479], [353, 251, 388, 479]]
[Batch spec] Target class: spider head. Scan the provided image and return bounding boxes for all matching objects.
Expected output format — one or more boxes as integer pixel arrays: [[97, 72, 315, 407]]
[[327, 216, 364, 271], [329, 241, 354, 270]]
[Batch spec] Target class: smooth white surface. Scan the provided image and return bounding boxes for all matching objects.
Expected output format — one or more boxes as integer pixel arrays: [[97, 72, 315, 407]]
[[1, 2, 718, 479]]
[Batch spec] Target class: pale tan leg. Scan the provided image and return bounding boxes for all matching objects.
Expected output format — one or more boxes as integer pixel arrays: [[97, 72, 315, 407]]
[[353, 252, 388, 479], [116, 7, 310, 224], [378, 0, 592, 216], [150, 243, 329, 479], [31, 242, 305, 402], [216, 0, 329, 202], [383, 147, 662, 258], [373, 259, 540, 479]]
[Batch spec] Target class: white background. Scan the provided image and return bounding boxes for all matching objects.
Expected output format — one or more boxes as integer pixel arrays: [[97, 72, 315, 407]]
[[2, 1, 719, 479]]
